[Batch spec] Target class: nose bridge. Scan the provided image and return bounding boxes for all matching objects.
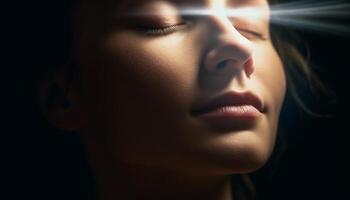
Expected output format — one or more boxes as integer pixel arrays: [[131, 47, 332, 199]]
[[209, 13, 253, 53], [209, 13, 237, 35], [203, 14, 254, 75]]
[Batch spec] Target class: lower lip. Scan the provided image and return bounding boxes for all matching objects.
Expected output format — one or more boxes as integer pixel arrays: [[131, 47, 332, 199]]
[[194, 105, 262, 131]]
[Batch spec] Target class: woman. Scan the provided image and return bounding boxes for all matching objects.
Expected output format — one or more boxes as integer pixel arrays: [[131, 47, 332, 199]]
[[29, 0, 321, 199]]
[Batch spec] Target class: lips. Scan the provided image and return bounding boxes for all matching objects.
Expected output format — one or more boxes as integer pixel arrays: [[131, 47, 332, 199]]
[[192, 91, 264, 115], [191, 91, 265, 131]]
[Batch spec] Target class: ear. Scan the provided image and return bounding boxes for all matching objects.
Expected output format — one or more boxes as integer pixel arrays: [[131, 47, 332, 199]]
[[37, 65, 87, 132]]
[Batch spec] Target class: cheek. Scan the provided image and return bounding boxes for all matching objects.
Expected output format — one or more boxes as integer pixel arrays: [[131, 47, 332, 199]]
[[83, 32, 201, 156], [254, 43, 286, 115], [105, 33, 199, 113], [237, 44, 286, 166]]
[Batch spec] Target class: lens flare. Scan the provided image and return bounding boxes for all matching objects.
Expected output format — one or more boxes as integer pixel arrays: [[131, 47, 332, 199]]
[[269, 0, 350, 35], [124, 0, 350, 36], [178, 6, 267, 19]]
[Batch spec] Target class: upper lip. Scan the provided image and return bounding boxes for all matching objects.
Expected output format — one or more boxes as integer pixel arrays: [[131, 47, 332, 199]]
[[191, 91, 265, 116]]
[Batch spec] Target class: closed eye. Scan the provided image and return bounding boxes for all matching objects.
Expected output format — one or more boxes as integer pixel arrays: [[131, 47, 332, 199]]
[[236, 28, 267, 40], [136, 23, 187, 35], [132, 18, 266, 39]]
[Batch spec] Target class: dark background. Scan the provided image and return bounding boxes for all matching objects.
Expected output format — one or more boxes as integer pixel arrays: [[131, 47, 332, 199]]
[[3, 0, 350, 199], [253, 30, 350, 199]]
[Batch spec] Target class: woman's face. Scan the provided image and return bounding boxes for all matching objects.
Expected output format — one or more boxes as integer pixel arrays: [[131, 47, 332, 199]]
[[74, 0, 286, 174]]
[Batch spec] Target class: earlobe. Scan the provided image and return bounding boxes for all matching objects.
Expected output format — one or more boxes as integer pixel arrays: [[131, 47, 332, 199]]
[[37, 66, 87, 132]]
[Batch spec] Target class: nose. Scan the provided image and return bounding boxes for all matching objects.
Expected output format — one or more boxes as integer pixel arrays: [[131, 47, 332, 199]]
[[203, 15, 255, 78]]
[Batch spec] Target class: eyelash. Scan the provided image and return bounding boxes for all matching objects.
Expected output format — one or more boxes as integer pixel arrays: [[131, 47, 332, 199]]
[[139, 23, 266, 40], [138, 23, 187, 35], [236, 28, 267, 40]]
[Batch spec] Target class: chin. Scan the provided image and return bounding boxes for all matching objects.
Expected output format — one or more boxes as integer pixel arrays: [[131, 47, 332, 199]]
[[229, 151, 270, 174], [208, 130, 275, 175]]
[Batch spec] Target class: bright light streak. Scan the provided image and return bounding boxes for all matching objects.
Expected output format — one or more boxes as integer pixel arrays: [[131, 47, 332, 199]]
[[178, 7, 266, 19], [124, 0, 350, 36], [268, 0, 350, 35]]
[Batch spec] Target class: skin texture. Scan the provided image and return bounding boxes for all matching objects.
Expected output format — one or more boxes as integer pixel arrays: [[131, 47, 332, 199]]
[[40, 0, 286, 199]]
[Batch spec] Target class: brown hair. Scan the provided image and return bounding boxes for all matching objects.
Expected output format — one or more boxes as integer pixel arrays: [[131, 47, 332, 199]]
[[269, 0, 334, 117]]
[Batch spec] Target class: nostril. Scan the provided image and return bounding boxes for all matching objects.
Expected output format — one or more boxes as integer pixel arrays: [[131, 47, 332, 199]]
[[217, 60, 228, 70], [216, 60, 238, 71], [244, 58, 254, 78]]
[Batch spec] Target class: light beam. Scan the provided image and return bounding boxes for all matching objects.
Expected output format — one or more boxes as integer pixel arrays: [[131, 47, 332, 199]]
[[125, 0, 350, 36]]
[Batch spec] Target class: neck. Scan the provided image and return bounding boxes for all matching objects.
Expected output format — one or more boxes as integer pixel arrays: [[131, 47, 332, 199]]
[[82, 138, 235, 200], [94, 161, 234, 200]]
